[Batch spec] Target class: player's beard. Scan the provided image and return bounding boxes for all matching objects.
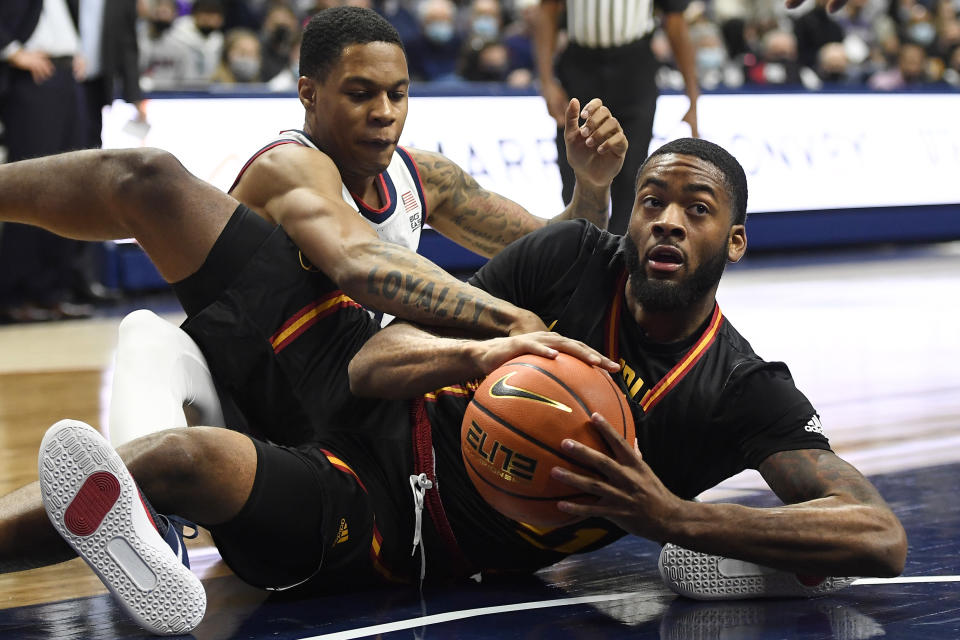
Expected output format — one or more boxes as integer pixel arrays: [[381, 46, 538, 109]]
[[622, 234, 728, 313]]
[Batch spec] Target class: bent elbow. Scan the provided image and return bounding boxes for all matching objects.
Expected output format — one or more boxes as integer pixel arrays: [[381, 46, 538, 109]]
[[864, 515, 908, 578], [878, 522, 908, 577], [347, 353, 377, 398]]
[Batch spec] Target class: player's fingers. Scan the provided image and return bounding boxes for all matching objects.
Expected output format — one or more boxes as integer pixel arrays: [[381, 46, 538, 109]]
[[564, 98, 581, 134], [558, 431, 636, 487], [589, 412, 639, 461], [826, 0, 848, 11], [578, 105, 609, 142], [556, 499, 625, 519], [544, 336, 619, 371], [549, 465, 620, 501], [580, 97, 604, 121], [589, 116, 626, 154], [597, 128, 628, 156]]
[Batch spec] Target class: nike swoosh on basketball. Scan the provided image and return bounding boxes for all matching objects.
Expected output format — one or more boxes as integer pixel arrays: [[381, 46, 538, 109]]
[[488, 372, 572, 413]]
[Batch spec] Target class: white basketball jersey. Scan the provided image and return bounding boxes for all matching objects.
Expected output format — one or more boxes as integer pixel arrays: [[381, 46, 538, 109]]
[[232, 130, 429, 326], [232, 129, 426, 253]]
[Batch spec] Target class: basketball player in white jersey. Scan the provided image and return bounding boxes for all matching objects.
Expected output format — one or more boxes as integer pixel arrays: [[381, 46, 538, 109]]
[[108, 6, 628, 445]]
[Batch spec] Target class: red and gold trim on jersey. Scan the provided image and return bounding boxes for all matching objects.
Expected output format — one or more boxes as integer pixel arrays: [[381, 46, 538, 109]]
[[270, 292, 362, 353], [423, 379, 482, 402], [604, 269, 725, 413], [319, 449, 405, 583]]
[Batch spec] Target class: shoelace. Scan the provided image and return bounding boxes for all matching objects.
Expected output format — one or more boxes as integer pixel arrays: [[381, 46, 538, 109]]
[[409, 472, 433, 584], [164, 514, 200, 540]]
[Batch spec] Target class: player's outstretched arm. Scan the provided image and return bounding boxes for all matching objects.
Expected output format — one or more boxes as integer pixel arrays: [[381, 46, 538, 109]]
[[233, 145, 544, 336], [413, 101, 623, 258], [349, 321, 619, 399], [552, 413, 907, 578], [555, 97, 628, 225]]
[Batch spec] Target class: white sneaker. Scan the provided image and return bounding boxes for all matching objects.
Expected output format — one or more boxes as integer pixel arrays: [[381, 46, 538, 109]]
[[658, 543, 855, 600], [38, 419, 206, 635]]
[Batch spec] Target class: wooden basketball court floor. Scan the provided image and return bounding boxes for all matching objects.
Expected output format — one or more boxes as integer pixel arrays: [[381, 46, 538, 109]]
[[0, 243, 958, 639]]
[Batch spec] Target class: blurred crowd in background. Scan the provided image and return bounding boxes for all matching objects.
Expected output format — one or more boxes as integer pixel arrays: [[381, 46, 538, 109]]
[[0, 0, 957, 324], [140, 0, 960, 91]]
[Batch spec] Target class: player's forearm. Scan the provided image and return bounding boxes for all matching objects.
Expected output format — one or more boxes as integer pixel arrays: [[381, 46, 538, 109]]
[[663, 497, 906, 578], [533, 1, 561, 84], [349, 324, 484, 398], [333, 239, 541, 336], [552, 181, 610, 229], [663, 14, 700, 104]]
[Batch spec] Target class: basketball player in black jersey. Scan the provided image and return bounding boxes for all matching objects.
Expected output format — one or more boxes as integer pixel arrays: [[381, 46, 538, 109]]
[[348, 136, 907, 593], [0, 139, 904, 632]]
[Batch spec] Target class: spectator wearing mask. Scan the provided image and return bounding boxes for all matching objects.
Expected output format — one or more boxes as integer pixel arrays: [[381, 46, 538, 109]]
[[745, 28, 818, 86], [210, 27, 262, 84], [464, 0, 502, 48], [407, 0, 463, 82], [259, 4, 299, 83], [139, 0, 181, 87], [164, 0, 225, 85], [689, 22, 742, 89]]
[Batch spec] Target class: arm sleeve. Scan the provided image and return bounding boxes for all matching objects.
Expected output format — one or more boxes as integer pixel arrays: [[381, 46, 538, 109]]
[[716, 361, 832, 470]]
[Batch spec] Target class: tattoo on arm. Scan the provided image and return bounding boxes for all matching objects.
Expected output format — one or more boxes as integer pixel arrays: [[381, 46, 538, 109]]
[[556, 183, 610, 227], [416, 151, 540, 255], [760, 449, 887, 506], [363, 245, 512, 330]]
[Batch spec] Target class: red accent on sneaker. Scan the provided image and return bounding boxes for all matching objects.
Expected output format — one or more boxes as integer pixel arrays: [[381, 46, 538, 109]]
[[137, 489, 159, 532], [796, 574, 827, 587], [64, 471, 121, 536]]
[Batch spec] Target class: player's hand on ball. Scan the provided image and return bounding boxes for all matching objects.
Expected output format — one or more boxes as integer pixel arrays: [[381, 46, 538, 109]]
[[472, 332, 619, 377], [551, 412, 683, 541]]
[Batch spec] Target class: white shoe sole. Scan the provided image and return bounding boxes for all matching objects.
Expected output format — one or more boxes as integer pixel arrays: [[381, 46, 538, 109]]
[[38, 419, 206, 635], [658, 543, 855, 600]]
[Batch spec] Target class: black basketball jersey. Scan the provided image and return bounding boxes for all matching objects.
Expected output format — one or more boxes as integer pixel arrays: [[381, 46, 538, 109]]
[[428, 220, 831, 573]]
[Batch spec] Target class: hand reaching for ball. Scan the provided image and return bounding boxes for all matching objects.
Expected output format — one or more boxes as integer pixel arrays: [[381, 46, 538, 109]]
[[550, 412, 684, 542], [469, 331, 620, 379]]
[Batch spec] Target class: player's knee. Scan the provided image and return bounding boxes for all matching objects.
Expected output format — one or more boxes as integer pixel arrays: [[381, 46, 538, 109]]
[[117, 309, 171, 354], [128, 428, 212, 494], [111, 148, 189, 223]]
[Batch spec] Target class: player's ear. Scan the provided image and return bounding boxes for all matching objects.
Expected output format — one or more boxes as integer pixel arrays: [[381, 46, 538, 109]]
[[298, 76, 317, 109], [727, 224, 746, 263]]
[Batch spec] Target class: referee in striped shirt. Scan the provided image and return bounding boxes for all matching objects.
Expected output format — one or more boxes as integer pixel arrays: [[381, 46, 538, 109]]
[[534, 0, 700, 235]]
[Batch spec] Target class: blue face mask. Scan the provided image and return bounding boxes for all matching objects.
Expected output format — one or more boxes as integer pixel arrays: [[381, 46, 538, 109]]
[[907, 22, 936, 47], [471, 15, 499, 40], [426, 21, 455, 44], [696, 47, 726, 70]]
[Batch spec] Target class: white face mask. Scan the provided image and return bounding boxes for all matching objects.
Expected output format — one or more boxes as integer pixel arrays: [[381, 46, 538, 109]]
[[426, 20, 455, 44], [907, 22, 936, 47], [696, 47, 726, 71], [471, 15, 499, 40], [230, 57, 260, 82]]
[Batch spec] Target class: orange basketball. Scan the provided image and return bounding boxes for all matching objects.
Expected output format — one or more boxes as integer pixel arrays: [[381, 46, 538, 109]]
[[461, 352, 635, 528]]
